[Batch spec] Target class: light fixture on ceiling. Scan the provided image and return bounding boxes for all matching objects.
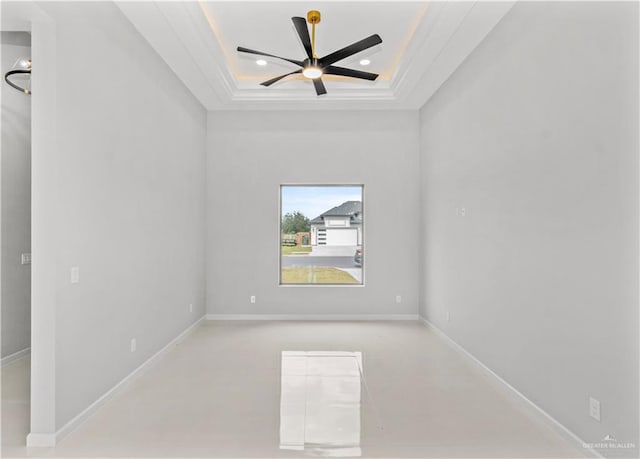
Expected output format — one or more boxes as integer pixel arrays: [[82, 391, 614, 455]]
[[359, 59, 371, 66], [256, 59, 267, 66], [237, 9, 382, 96], [4, 57, 31, 95], [302, 65, 322, 79]]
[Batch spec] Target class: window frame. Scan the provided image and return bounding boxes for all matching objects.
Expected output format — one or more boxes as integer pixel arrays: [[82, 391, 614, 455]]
[[278, 184, 365, 287]]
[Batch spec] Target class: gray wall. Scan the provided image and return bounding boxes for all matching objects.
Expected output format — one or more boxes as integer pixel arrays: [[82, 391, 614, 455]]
[[207, 110, 420, 316], [419, 1, 638, 453], [29, 2, 207, 434], [1, 34, 31, 359]]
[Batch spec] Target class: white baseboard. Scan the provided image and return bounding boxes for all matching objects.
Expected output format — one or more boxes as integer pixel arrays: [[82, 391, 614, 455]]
[[206, 314, 420, 321], [27, 316, 205, 448], [1, 347, 30, 367], [25, 432, 56, 447], [418, 316, 603, 459]]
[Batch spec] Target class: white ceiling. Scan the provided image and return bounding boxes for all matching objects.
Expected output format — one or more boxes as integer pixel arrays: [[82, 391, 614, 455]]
[[6, 0, 513, 111]]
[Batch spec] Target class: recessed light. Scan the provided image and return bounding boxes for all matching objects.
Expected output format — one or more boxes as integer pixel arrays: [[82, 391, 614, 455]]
[[256, 59, 267, 66], [359, 59, 371, 66]]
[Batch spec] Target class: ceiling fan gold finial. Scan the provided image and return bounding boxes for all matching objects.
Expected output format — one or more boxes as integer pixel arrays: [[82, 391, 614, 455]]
[[306, 10, 321, 25], [307, 10, 321, 58]]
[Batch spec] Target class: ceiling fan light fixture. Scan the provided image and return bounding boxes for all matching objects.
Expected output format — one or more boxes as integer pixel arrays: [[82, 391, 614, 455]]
[[236, 11, 382, 95], [359, 59, 371, 66], [256, 59, 267, 66], [302, 66, 323, 79]]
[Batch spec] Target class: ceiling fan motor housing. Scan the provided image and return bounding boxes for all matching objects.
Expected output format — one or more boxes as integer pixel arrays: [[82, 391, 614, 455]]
[[304, 58, 320, 68]]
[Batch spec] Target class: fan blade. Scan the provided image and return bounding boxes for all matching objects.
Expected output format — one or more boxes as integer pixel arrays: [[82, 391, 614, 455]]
[[261, 70, 302, 87], [324, 65, 378, 81], [237, 46, 303, 67], [319, 34, 382, 67], [313, 78, 327, 96], [292, 17, 314, 60]]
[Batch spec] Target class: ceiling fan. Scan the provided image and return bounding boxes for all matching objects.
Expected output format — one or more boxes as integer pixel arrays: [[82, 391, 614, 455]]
[[237, 10, 382, 96]]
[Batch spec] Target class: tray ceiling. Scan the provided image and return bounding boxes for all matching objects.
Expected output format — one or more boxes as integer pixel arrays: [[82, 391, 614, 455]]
[[115, 1, 515, 110]]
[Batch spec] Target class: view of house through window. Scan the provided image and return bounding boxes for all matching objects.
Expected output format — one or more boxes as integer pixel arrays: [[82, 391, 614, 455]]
[[280, 185, 363, 285]]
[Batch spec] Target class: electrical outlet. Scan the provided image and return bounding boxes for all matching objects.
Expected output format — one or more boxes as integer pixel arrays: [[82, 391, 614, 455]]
[[589, 397, 601, 422], [130, 338, 137, 353], [189, 303, 193, 313], [250, 295, 256, 304], [70, 266, 80, 284], [395, 295, 402, 304], [21, 253, 32, 265], [456, 207, 466, 217]]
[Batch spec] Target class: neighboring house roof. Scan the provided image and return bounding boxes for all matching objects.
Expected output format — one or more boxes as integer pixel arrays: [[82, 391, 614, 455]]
[[310, 201, 362, 224]]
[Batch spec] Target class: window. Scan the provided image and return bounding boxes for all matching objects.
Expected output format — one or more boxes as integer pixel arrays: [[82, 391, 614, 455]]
[[280, 185, 364, 285]]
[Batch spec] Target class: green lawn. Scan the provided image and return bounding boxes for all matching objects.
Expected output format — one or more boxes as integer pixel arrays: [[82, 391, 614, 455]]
[[281, 267, 358, 284], [281, 245, 312, 256]]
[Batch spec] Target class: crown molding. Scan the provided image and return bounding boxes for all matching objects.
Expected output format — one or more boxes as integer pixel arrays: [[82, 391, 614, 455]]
[[115, 1, 223, 108], [403, 0, 516, 109]]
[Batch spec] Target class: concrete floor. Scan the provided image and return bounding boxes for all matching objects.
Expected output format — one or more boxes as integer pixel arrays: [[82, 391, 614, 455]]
[[1, 321, 588, 458]]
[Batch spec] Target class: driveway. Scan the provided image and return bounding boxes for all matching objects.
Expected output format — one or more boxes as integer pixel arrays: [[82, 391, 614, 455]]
[[282, 255, 357, 268], [310, 245, 358, 257]]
